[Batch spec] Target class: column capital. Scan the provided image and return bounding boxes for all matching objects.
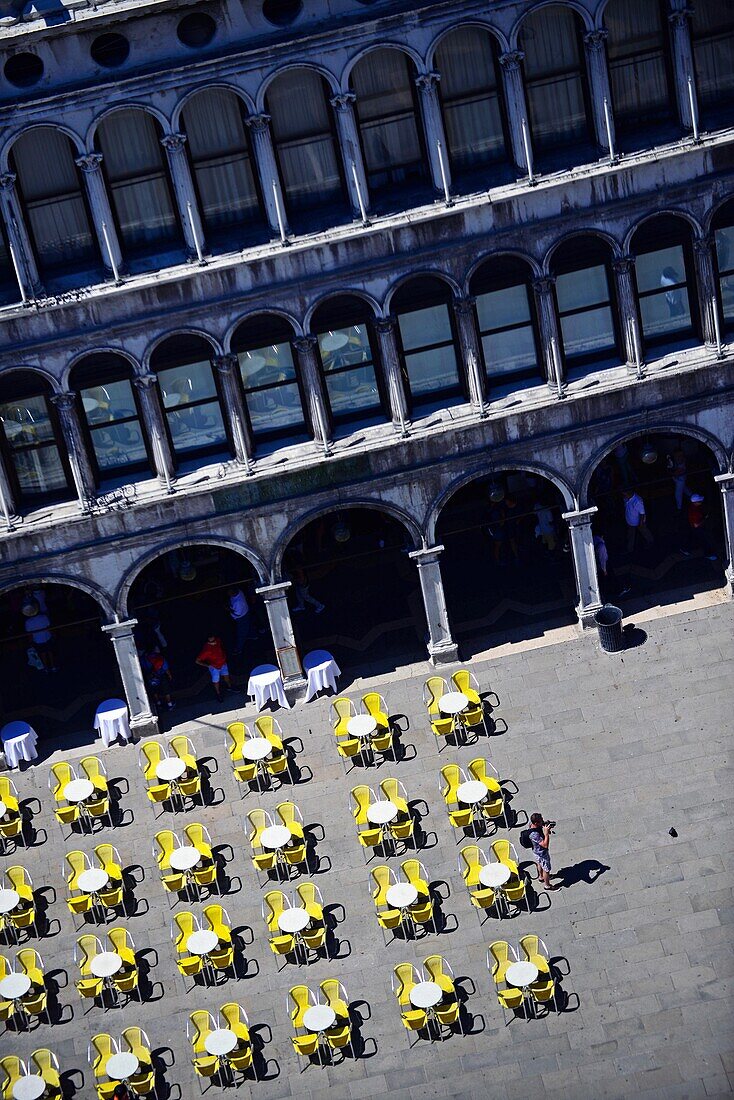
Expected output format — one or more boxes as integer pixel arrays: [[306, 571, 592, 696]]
[[409, 544, 444, 565], [583, 28, 608, 50], [133, 372, 158, 391], [668, 7, 693, 27], [212, 352, 239, 376], [612, 255, 635, 275], [102, 618, 138, 639], [245, 113, 272, 132], [714, 472, 734, 491], [256, 581, 292, 601], [293, 335, 318, 354], [453, 295, 476, 316], [414, 71, 441, 91], [693, 235, 714, 256], [0, 172, 17, 192], [375, 315, 397, 335], [50, 391, 77, 412], [75, 152, 104, 173], [532, 274, 556, 294], [562, 505, 598, 527], [499, 50, 524, 71], [160, 132, 187, 151], [330, 91, 356, 111]]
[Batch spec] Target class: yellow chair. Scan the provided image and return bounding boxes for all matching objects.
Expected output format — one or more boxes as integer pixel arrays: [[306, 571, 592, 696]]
[[107, 927, 136, 969], [88, 1032, 118, 1080], [296, 882, 324, 923], [184, 822, 218, 890], [171, 911, 204, 981], [0, 779, 22, 850], [17, 947, 47, 1021], [439, 765, 473, 829], [287, 984, 313, 1029], [401, 858, 430, 899], [424, 954, 462, 1031], [275, 802, 305, 842], [94, 843, 123, 884], [0, 1057, 25, 1099], [227, 722, 259, 789], [291, 1031, 319, 1062], [361, 692, 389, 730], [220, 1002, 254, 1075], [490, 839, 519, 876], [5, 864, 36, 935], [138, 740, 164, 783], [330, 697, 355, 737], [153, 829, 186, 896], [371, 725, 394, 761], [487, 940, 514, 984], [379, 777, 413, 846], [370, 865, 401, 937], [423, 676, 447, 717], [520, 933, 551, 972], [467, 757, 501, 794], [458, 846, 497, 914], [80, 755, 111, 809], [246, 808, 276, 873], [320, 977, 351, 1051], [203, 903, 234, 971], [169, 734, 197, 772], [30, 1049, 61, 1099], [502, 874, 529, 913], [254, 715, 283, 750], [350, 785, 372, 826], [335, 733, 361, 770], [121, 1026, 155, 1093], [262, 891, 293, 958], [391, 963, 426, 1038], [75, 934, 104, 1004], [49, 761, 74, 799], [497, 983, 525, 1020], [451, 669, 481, 707], [188, 1009, 218, 1081]]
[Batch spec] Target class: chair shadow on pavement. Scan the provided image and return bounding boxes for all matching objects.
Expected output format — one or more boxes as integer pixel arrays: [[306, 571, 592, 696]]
[[554, 860, 610, 888]]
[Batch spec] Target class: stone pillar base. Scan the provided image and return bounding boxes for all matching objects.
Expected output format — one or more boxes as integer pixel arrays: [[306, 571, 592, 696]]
[[428, 640, 460, 665], [578, 602, 603, 628], [283, 675, 309, 706], [130, 713, 160, 739]]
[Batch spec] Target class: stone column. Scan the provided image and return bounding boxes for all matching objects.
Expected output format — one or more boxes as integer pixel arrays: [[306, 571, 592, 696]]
[[562, 506, 603, 626], [212, 353, 254, 467], [132, 373, 176, 483], [75, 153, 124, 280], [255, 581, 307, 695], [693, 236, 721, 348], [330, 92, 371, 221], [414, 72, 452, 198], [0, 172, 42, 300], [101, 619, 159, 738], [532, 276, 565, 396], [293, 336, 333, 453], [714, 473, 734, 596], [50, 392, 96, 510], [668, 7, 698, 131], [0, 448, 18, 523], [453, 296, 488, 415], [375, 317, 410, 433], [583, 30, 616, 154], [612, 256, 645, 373], [498, 51, 531, 174], [159, 133, 207, 261], [409, 545, 459, 664], [246, 114, 290, 239]]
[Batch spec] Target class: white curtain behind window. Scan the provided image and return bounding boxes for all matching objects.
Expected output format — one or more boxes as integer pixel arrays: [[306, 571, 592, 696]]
[[605, 0, 670, 124], [352, 50, 424, 183], [181, 89, 260, 228], [267, 70, 342, 209], [520, 7, 589, 148], [436, 28, 506, 168], [691, 0, 734, 105], [12, 128, 95, 271]]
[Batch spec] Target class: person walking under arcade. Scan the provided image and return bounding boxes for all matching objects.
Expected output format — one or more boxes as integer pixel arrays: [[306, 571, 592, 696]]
[[196, 633, 232, 699], [622, 488, 654, 554]]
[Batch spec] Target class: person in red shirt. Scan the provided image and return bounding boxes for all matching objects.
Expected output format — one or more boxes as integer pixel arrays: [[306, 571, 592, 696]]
[[196, 634, 231, 699], [680, 493, 718, 560]]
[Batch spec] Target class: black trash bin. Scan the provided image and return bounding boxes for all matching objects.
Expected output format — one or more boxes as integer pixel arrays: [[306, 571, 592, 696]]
[[594, 604, 623, 653]]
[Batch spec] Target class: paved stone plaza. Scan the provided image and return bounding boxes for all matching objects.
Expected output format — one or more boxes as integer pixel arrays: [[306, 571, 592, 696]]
[[3, 601, 733, 1100]]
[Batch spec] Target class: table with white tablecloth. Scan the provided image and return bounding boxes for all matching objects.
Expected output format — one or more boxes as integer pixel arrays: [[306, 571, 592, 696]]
[[0, 721, 38, 768], [94, 698, 131, 747], [303, 649, 341, 701], [246, 664, 290, 711]]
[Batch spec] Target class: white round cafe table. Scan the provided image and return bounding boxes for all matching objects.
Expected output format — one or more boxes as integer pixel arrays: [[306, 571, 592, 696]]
[[505, 961, 539, 988], [0, 972, 31, 1000], [187, 929, 219, 956], [439, 692, 469, 716], [205, 1028, 238, 1057], [90, 951, 122, 978], [169, 846, 201, 872], [242, 738, 272, 762], [0, 888, 20, 914], [277, 907, 310, 934], [77, 868, 109, 894], [303, 1004, 336, 1032], [260, 824, 291, 850], [479, 863, 511, 888], [347, 715, 376, 740], [367, 800, 397, 825], [105, 1052, 139, 1081], [63, 778, 94, 803], [13, 1075, 46, 1100], [94, 698, 131, 748], [456, 780, 488, 805], [409, 981, 443, 1009], [303, 650, 341, 701], [1, 721, 38, 768], [156, 757, 186, 782], [386, 883, 418, 910]]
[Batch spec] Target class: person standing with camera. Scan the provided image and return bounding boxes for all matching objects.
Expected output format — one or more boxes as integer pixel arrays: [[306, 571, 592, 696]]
[[528, 812, 558, 890]]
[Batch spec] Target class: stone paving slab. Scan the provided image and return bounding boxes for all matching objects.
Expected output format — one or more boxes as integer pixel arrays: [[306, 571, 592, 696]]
[[1, 601, 732, 1099]]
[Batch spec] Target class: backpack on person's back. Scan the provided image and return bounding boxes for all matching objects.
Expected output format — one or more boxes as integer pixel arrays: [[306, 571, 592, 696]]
[[519, 827, 533, 850]]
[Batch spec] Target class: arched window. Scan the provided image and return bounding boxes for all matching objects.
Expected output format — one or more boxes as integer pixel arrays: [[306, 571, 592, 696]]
[[150, 336, 229, 462], [312, 296, 385, 425], [551, 237, 619, 368], [604, 0, 673, 136], [180, 88, 263, 243], [434, 27, 509, 176], [266, 69, 345, 217], [70, 355, 150, 483], [0, 372, 70, 502], [713, 201, 734, 331], [10, 128, 100, 287], [631, 216, 697, 347], [350, 49, 427, 196], [95, 110, 183, 264], [691, 0, 734, 114], [518, 7, 592, 155], [231, 315, 307, 443], [470, 257, 543, 385], [392, 277, 461, 408]]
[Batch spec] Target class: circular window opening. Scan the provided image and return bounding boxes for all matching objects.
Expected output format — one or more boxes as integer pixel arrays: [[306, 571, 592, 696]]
[[262, 0, 302, 26], [4, 53, 44, 88], [177, 12, 216, 47], [90, 32, 130, 69]]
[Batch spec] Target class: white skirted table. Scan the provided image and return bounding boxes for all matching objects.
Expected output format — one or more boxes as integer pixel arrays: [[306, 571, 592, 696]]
[[303, 650, 341, 701], [247, 665, 290, 711], [0, 721, 38, 768], [94, 699, 131, 747]]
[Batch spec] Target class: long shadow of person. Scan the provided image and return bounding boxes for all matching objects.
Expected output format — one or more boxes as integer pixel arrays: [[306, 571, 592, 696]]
[[554, 859, 610, 888]]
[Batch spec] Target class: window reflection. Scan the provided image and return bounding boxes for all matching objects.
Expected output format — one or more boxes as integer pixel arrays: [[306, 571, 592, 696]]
[[267, 70, 343, 213], [605, 0, 672, 132], [635, 244, 692, 340], [238, 342, 304, 437], [691, 0, 734, 110], [476, 285, 538, 380], [0, 392, 67, 497], [80, 380, 147, 474], [436, 28, 507, 173], [351, 49, 426, 193], [157, 358, 227, 457], [555, 264, 616, 362], [519, 6, 590, 151], [317, 324, 381, 418], [715, 222, 734, 325]]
